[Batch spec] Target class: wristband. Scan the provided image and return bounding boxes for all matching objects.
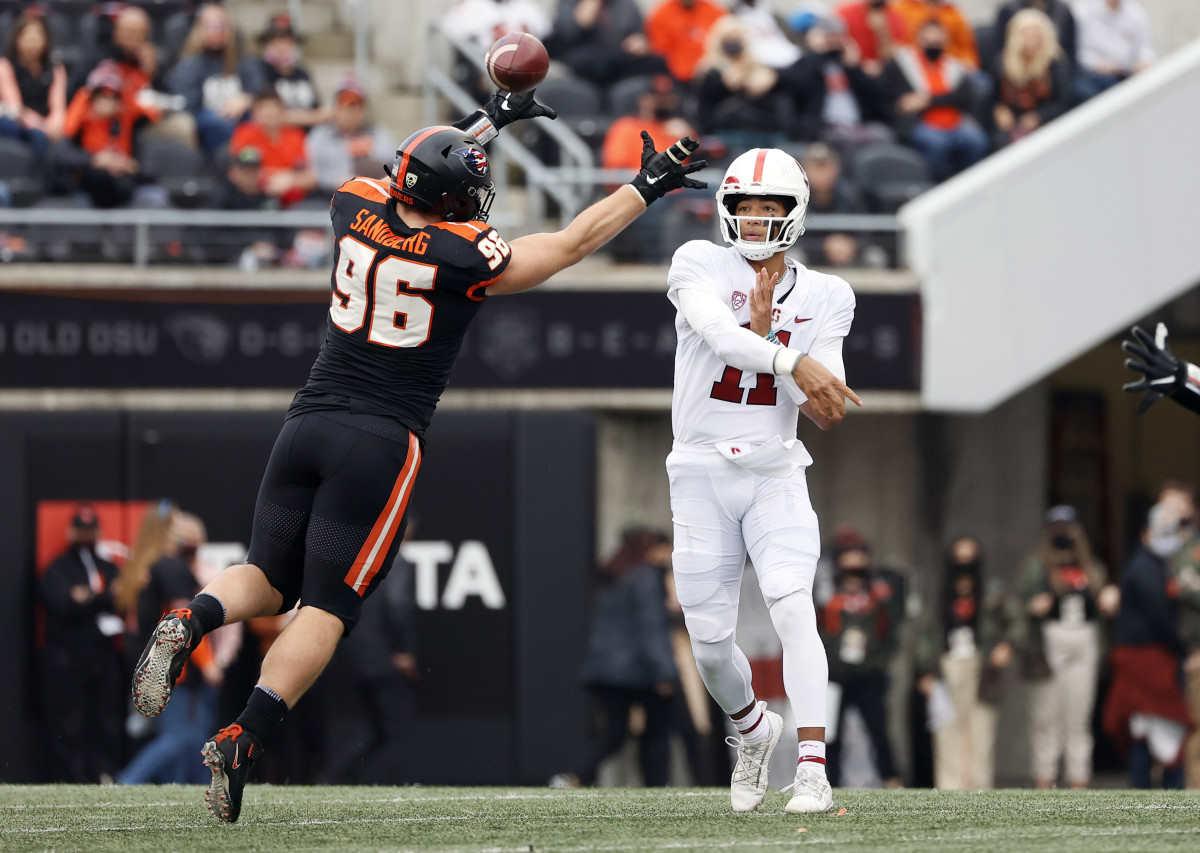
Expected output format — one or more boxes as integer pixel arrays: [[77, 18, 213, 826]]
[[773, 347, 802, 376], [458, 111, 498, 145]]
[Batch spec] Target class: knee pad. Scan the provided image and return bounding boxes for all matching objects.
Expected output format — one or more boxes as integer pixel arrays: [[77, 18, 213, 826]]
[[767, 589, 818, 639], [688, 631, 735, 674], [679, 595, 738, 646]]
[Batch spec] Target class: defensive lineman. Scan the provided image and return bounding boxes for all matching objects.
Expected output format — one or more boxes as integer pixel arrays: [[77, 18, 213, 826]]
[[666, 147, 859, 814], [128, 89, 706, 824]]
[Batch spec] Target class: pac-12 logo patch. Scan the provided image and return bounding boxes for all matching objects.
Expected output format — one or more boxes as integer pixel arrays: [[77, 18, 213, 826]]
[[454, 147, 489, 177], [731, 291, 747, 309], [404, 173, 417, 189]]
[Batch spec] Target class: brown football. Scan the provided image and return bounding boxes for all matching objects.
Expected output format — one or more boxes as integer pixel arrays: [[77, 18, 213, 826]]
[[485, 32, 549, 94]]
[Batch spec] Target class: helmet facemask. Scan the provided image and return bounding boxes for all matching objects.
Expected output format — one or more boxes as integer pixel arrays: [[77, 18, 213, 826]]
[[715, 148, 811, 262]]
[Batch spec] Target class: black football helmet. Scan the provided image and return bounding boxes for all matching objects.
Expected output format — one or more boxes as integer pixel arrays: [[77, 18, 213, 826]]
[[385, 126, 496, 223]]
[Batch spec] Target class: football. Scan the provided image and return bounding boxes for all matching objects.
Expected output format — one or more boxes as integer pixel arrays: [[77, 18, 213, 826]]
[[485, 32, 549, 94]]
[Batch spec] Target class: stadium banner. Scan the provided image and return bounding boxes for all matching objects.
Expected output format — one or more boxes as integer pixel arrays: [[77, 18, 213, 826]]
[[0, 290, 920, 391]]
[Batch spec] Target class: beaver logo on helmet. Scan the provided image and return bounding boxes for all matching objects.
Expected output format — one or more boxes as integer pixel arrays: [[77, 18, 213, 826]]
[[454, 147, 489, 178], [386, 125, 497, 223]]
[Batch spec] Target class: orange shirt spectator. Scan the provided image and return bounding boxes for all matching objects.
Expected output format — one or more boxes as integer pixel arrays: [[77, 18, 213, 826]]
[[63, 62, 157, 156], [229, 90, 315, 207], [892, 0, 979, 69], [835, 0, 906, 71], [644, 0, 727, 82]]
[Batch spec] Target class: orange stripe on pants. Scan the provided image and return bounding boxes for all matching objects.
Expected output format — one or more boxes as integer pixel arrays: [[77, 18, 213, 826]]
[[344, 432, 421, 595]]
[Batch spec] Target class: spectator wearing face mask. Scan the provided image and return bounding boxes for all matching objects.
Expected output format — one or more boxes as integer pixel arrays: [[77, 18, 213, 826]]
[[1103, 500, 1194, 789], [891, 0, 979, 69], [915, 536, 1020, 790], [879, 18, 988, 181], [817, 530, 902, 788], [785, 15, 892, 146], [693, 16, 789, 150], [1017, 506, 1118, 789]]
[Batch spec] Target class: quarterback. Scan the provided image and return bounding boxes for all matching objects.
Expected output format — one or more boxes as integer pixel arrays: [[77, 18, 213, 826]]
[[666, 147, 859, 814]]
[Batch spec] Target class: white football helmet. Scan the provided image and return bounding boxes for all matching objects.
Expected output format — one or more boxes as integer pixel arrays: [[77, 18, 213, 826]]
[[716, 148, 810, 261]]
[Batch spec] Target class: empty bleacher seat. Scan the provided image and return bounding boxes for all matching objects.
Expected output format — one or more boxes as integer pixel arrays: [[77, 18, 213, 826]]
[[138, 136, 214, 208], [852, 143, 933, 213], [0, 137, 45, 207]]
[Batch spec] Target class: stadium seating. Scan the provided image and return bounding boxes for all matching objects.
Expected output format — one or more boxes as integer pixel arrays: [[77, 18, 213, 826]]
[[0, 137, 44, 207], [852, 143, 934, 214]]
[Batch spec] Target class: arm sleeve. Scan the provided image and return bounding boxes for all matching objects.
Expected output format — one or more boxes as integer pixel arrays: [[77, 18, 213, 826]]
[[674, 287, 796, 377]]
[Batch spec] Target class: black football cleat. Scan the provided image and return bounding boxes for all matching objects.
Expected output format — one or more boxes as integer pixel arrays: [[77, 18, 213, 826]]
[[201, 724, 263, 824], [131, 608, 199, 717]]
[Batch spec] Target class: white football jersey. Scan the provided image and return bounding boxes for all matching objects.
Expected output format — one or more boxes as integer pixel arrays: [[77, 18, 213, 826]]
[[667, 240, 856, 447]]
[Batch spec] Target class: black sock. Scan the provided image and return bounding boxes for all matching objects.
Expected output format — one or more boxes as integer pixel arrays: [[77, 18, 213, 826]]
[[235, 685, 289, 744], [187, 592, 227, 637]]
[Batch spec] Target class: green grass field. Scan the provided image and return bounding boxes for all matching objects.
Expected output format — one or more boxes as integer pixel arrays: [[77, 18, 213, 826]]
[[3, 785, 1199, 853]]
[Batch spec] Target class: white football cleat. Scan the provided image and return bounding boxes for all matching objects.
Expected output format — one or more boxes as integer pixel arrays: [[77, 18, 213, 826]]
[[726, 702, 783, 813], [783, 762, 834, 814]]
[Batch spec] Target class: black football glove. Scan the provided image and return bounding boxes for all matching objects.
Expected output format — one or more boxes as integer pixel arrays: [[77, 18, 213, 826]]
[[453, 89, 557, 144], [1122, 322, 1200, 415], [630, 133, 707, 205], [482, 89, 557, 129]]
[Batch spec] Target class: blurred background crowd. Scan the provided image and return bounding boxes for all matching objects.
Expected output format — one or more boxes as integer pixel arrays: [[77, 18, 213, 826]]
[[0, 0, 1163, 267], [44, 480, 1200, 790]]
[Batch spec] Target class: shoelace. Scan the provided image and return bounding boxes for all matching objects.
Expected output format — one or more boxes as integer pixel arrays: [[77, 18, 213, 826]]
[[781, 768, 828, 797], [725, 735, 772, 785]]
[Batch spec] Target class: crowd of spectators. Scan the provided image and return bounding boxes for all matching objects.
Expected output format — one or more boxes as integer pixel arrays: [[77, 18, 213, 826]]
[[0, 1, 395, 265], [0, 1, 1164, 267], [442, 0, 1160, 266], [37, 500, 419, 786], [825, 483, 1200, 791]]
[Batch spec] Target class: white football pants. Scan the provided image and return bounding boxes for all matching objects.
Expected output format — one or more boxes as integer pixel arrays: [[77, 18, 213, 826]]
[[666, 444, 828, 729]]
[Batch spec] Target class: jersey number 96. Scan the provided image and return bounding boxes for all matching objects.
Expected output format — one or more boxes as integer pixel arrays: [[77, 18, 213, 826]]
[[330, 235, 436, 348]]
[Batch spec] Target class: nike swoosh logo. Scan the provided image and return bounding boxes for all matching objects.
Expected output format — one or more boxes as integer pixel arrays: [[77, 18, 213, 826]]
[[501, 95, 512, 110], [794, 318, 813, 324], [232, 744, 240, 769], [645, 174, 661, 185]]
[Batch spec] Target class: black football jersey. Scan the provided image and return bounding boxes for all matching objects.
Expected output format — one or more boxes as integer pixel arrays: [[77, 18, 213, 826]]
[[289, 177, 512, 435]]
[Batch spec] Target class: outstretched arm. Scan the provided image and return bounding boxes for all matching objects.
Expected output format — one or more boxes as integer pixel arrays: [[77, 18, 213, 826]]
[[1123, 323, 1200, 415], [491, 135, 706, 295]]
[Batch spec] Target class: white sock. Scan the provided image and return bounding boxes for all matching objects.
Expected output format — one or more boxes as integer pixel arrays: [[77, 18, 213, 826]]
[[732, 701, 771, 744], [798, 740, 827, 776]]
